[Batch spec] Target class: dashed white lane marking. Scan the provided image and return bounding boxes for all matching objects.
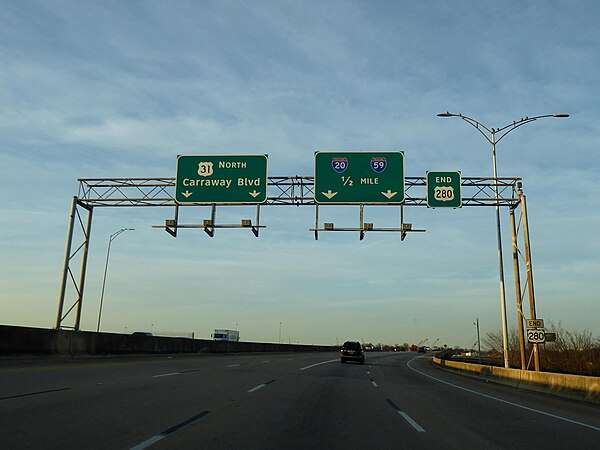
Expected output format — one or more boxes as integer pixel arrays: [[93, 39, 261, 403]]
[[248, 379, 276, 393], [129, 411, 210, 449], [386, 399, 425, 432], [228, 364, 240, 367], [398, 411, 426, 432], [248, 384, 266, 393], [152, 372, 180, 378]]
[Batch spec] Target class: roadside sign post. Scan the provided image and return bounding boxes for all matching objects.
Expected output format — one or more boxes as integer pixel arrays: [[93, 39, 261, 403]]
[[176, 154, 268, 204], [314, 152, 404, 204], [426, 171, 462, 208]]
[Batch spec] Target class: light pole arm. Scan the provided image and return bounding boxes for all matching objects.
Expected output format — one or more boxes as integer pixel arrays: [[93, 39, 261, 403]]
[[494, 114, 563, 144], [437, 112, 494, 144], [109, 228, 128, 243], [437, 112, 569, 145]]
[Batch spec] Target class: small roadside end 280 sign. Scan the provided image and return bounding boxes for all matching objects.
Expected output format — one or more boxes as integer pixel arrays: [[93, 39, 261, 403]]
[[314, 151, 404, 204], [176, 155, 268, 204], [527, 329, 546, 343]]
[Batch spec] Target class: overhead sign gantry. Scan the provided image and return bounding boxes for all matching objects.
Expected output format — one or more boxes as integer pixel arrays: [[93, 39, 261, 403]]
[[58, 159, 534, 363]]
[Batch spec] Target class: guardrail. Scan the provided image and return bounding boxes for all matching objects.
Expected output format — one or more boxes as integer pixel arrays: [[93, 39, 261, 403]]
[[433, 356, 600, 403], [0, 325, 335, 356]]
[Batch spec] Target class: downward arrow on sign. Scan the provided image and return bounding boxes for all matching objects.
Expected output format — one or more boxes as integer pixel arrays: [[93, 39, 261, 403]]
[[182, 191, 193, 198], [249, 190, 261, 198], [323, 190, 338, 199], [381, 190, 397, 199]]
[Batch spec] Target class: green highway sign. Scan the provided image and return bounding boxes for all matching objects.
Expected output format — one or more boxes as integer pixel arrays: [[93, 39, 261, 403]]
[[314, 151, 404, 204], [426, 171, 462, 208], [176, 154, 268, 204]]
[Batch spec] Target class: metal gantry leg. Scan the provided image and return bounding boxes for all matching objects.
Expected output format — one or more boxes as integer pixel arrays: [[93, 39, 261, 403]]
[[56, 196, 77, 329], [518, 186, 541, 371], [510, 206, 527, 369], [55, 197, 94, 330]]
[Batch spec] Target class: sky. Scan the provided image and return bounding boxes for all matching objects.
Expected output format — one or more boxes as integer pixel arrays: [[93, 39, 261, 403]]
[[1, 1, 599, 349]]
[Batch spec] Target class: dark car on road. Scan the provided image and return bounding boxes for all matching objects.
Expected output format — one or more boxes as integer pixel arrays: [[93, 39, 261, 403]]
[[340, 341, 365, 364]]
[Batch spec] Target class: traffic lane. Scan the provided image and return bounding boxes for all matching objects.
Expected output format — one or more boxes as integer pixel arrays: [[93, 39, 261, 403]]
[[407, 355, 600, 431], [0, 352, 337, 399], [0, 361, 256, 449], [0, 354, 225, 399], [0, 352, 339, 449], [149, 355, 430, 450], [368, 354, 600, 449], [8, 354, 596, 448], [0, 351, 338, 404]]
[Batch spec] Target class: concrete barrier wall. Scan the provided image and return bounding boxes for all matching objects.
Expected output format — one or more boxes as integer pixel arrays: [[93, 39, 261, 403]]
[[433, 357, 600, 403], [0, 325, 335, 356]]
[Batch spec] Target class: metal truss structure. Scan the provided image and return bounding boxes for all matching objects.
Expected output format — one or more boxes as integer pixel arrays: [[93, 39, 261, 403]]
[[57, 175, 541, 370], [75, 176, 521, 207]]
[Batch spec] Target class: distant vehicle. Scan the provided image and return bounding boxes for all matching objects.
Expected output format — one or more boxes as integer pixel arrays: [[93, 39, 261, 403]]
[[417, 346, 427, 353], [340, 341, 365, 364], [212, 329, 239, 342], [131, 332, 153, 337]]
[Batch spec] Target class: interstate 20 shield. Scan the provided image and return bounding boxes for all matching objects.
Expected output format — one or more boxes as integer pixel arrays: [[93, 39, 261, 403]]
[[331, 157, 348, 173]]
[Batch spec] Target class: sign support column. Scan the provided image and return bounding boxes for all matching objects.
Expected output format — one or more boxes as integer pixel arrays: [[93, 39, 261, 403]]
[[519, 184, 541, 371], [510, 205, 527, 369]]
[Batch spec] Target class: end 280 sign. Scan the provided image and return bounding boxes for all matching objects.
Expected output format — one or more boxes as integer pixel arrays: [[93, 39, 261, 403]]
[[176, 154, 268, 204]]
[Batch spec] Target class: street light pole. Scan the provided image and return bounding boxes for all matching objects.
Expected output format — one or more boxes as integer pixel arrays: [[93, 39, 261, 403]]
[[96, 228, 134, 332], [279, 321, 282, 344], [490, 131, 511, 369], [474, 318, 482, 365], [437, 112, 568, 369]]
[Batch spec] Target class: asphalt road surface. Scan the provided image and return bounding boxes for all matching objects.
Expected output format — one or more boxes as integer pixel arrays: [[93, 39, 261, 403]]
[[1, 351, 598, 449]]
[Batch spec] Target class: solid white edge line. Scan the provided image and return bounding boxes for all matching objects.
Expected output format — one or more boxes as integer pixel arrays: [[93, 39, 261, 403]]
[[227, 364, 240, 367], [398, 411, 426, 432], [299, 359, 339, 371], [407, 357, 600, 432]]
